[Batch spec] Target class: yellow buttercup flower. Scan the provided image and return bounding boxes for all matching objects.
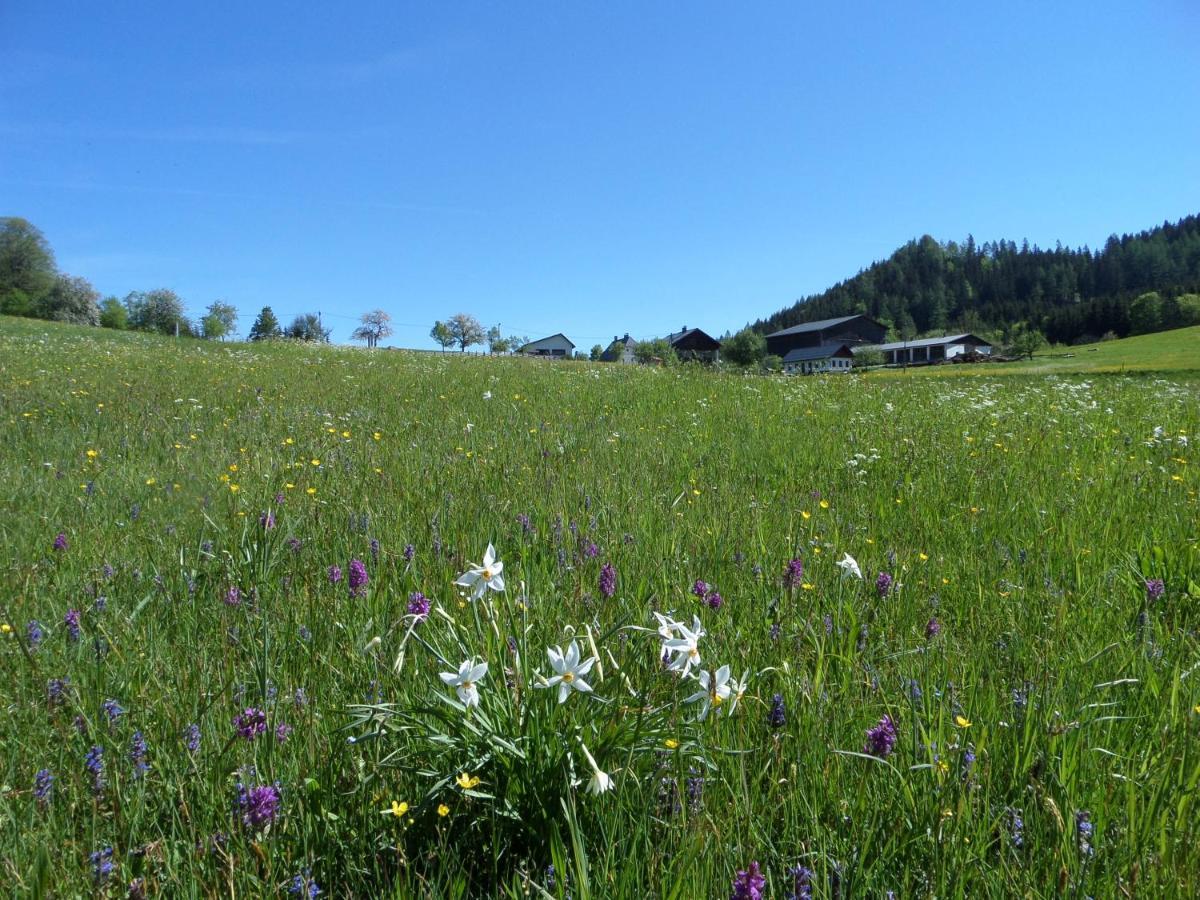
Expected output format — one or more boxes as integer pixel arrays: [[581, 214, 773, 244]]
[[389, 800, 408, 817], [437, 803, 450, 817], [456, 772, 481, 790], [664, 738, 679, 750], [819, 500, 830, 509], [955, 715, 972, 729]]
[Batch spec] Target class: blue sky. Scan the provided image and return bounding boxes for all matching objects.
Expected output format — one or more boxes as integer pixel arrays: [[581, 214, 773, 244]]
[[3, 2, 1198, 347]]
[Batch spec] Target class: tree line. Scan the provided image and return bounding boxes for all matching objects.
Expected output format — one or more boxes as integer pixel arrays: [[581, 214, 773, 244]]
[[750, 214, 1200, 345], [0, 217, 334, 342]]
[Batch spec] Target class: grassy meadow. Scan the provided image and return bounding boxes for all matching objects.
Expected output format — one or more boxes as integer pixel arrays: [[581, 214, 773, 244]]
[[894, 325, 1200, 378], [1, 315, 1198, 897]]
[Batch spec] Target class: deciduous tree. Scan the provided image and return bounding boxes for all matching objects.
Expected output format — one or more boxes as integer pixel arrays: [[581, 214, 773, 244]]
[[287, 313, 331, 342], [0, 217, 56, 316], [38, 274, 100, 326], [430, 320, 455, 352], [486, 325, 511, 354], [126, 289, 189, 335], [99, 297, 127, 329], [352, 309, 393, 348], [720, 328, 767, 367], [203, 301, 238, 340], [447, 313, 485, 352]]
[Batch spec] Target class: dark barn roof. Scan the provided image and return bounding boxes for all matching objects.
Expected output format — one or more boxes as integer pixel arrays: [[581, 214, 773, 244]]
[[665, 326, 721, 351], [767, 315, 880, 338]]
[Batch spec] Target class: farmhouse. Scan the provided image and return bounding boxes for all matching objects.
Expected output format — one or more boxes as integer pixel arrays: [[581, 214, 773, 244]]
[[665, 326, 721, 363], [765, 314, 887, 357], [601, 333, 638, 364], [782, 344, 855, 375], [859, 333, 993, 365], [519, 333, 576, 358]]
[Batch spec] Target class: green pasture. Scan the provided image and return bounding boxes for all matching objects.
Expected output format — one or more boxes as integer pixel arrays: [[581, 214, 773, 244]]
[[1, 316, 1197, 897]]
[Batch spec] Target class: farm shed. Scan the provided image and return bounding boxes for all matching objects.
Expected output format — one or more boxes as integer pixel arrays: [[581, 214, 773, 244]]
[[519, 334, 576, 358], [783, 344, 855, 374], [858, 333, 993, 365], [765, 314, 887, 357]]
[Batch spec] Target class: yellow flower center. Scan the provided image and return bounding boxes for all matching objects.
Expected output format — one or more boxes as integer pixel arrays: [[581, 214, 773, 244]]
[[483, 567, 494, 579], [562, 671, 575, 683], [711, 692, 723, 706]]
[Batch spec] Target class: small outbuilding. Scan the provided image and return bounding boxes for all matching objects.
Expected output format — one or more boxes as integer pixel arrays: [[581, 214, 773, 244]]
[[519, 333, 576, 358], [782, 344, 855, 375], [859, 333, 993, 365]]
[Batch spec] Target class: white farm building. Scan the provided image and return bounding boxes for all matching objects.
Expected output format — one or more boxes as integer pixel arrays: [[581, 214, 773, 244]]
[[782, 344, 855, 375], [519, 334, 576, 358], [858, 333, 993, 365]]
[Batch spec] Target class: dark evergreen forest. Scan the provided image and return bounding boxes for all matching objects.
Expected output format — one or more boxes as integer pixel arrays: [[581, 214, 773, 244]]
[[751, 214, 1200, 344]]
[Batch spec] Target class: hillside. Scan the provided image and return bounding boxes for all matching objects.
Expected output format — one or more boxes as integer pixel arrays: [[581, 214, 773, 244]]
[[873, 324, 1200, 377], [751, 214, 1200, 345]]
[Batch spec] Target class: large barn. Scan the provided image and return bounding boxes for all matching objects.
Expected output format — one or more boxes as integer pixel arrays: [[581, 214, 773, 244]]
[[765, 314, 887, 357]]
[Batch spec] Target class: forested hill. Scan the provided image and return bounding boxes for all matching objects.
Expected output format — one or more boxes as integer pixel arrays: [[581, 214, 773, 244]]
[[750, 214, 1200, 344]]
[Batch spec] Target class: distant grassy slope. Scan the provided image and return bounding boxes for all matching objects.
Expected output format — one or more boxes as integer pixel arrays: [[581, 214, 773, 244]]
[[881, 325, 1200, 377]]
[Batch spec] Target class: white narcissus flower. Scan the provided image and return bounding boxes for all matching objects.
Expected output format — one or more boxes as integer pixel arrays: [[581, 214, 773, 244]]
[[685, 665, 732, 720], [579, 742, 613, 795], [663, 616, 705, 677], [439, 658, 488, 708], [726, 670, 750, 716], [454, 543, 505, 600], [837, 552, 863, 580], [653, 612, 680, 640], [538, 640, 597, 703]]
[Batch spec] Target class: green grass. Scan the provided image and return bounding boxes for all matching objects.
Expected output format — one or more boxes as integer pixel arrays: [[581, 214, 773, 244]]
[[886, 325, 1200, 377], [1, 315, 1198, 897]]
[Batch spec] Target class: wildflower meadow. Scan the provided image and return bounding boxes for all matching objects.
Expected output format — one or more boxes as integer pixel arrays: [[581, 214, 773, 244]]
[[1, 317, 1198, 897]]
